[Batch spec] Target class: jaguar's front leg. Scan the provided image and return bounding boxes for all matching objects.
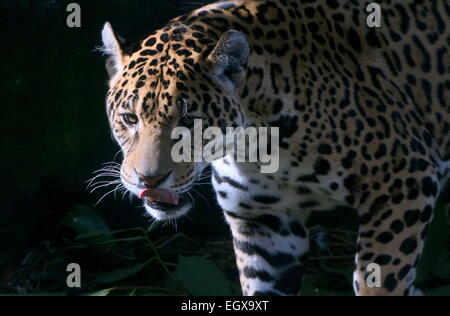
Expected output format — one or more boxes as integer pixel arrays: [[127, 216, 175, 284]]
[[224, 210, 309, 296], [353, 172, 440, 296]]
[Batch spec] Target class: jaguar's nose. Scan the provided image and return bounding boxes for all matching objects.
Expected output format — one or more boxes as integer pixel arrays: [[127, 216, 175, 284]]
[[136, 170, 172, 188]]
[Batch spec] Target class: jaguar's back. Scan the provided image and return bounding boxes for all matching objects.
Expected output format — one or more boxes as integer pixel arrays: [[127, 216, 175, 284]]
[[371, 0, 449, 158], [181, 0, 449, 157]]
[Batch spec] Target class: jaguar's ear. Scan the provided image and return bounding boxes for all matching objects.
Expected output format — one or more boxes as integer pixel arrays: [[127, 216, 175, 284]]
[[207, 30, 250, 90], [101, 22, 126, 79]]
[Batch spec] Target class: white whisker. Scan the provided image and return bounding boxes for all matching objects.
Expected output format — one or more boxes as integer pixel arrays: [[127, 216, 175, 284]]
[[90, 180, 122, 193], [94, 187, 119, 207]]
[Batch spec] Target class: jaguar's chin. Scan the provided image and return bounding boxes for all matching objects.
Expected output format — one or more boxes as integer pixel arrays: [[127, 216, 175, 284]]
[[143, 196, 192, 220]]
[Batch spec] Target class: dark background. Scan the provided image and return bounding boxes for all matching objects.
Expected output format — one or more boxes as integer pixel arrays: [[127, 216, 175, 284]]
[[0, 0, 234, 294], [0, 0, 448, 296]]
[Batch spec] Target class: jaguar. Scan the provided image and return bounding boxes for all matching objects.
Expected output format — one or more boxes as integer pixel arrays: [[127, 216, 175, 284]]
[[100, 0, 449, 296]]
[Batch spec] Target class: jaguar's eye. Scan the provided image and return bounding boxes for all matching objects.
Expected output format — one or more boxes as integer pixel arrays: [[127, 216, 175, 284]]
[[176, 97, 188, 113], [121, 113, 139, 126]]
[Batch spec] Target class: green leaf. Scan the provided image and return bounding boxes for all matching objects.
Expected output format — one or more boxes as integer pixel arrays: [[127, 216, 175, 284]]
[[147, 220, 164, 232], [176, 256, 232, 296], [416, 201, 449, 283], [164, 275, 183, 292], [62, 205, 110, 236], [230, 282, 243, 296], [74, 230, 113, 240], [426, 285, 450, 296], [87, 288, 113, 296], [95, 260, 153, 283], [434, 253, 450, 279]]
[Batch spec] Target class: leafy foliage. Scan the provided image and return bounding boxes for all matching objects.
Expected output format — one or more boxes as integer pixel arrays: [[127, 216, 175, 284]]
[[4, 202, 448, 296], [177, 256, 235, 296]]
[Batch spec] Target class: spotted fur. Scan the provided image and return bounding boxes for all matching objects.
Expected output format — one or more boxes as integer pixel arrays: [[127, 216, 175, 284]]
[[101, 0, 450, 296]]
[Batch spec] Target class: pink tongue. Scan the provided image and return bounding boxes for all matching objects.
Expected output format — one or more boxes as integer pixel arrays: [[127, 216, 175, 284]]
[[139, 188, 179, 205]]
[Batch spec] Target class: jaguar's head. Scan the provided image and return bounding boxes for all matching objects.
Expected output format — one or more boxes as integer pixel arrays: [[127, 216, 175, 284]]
[[101, 22, 250, 220]]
